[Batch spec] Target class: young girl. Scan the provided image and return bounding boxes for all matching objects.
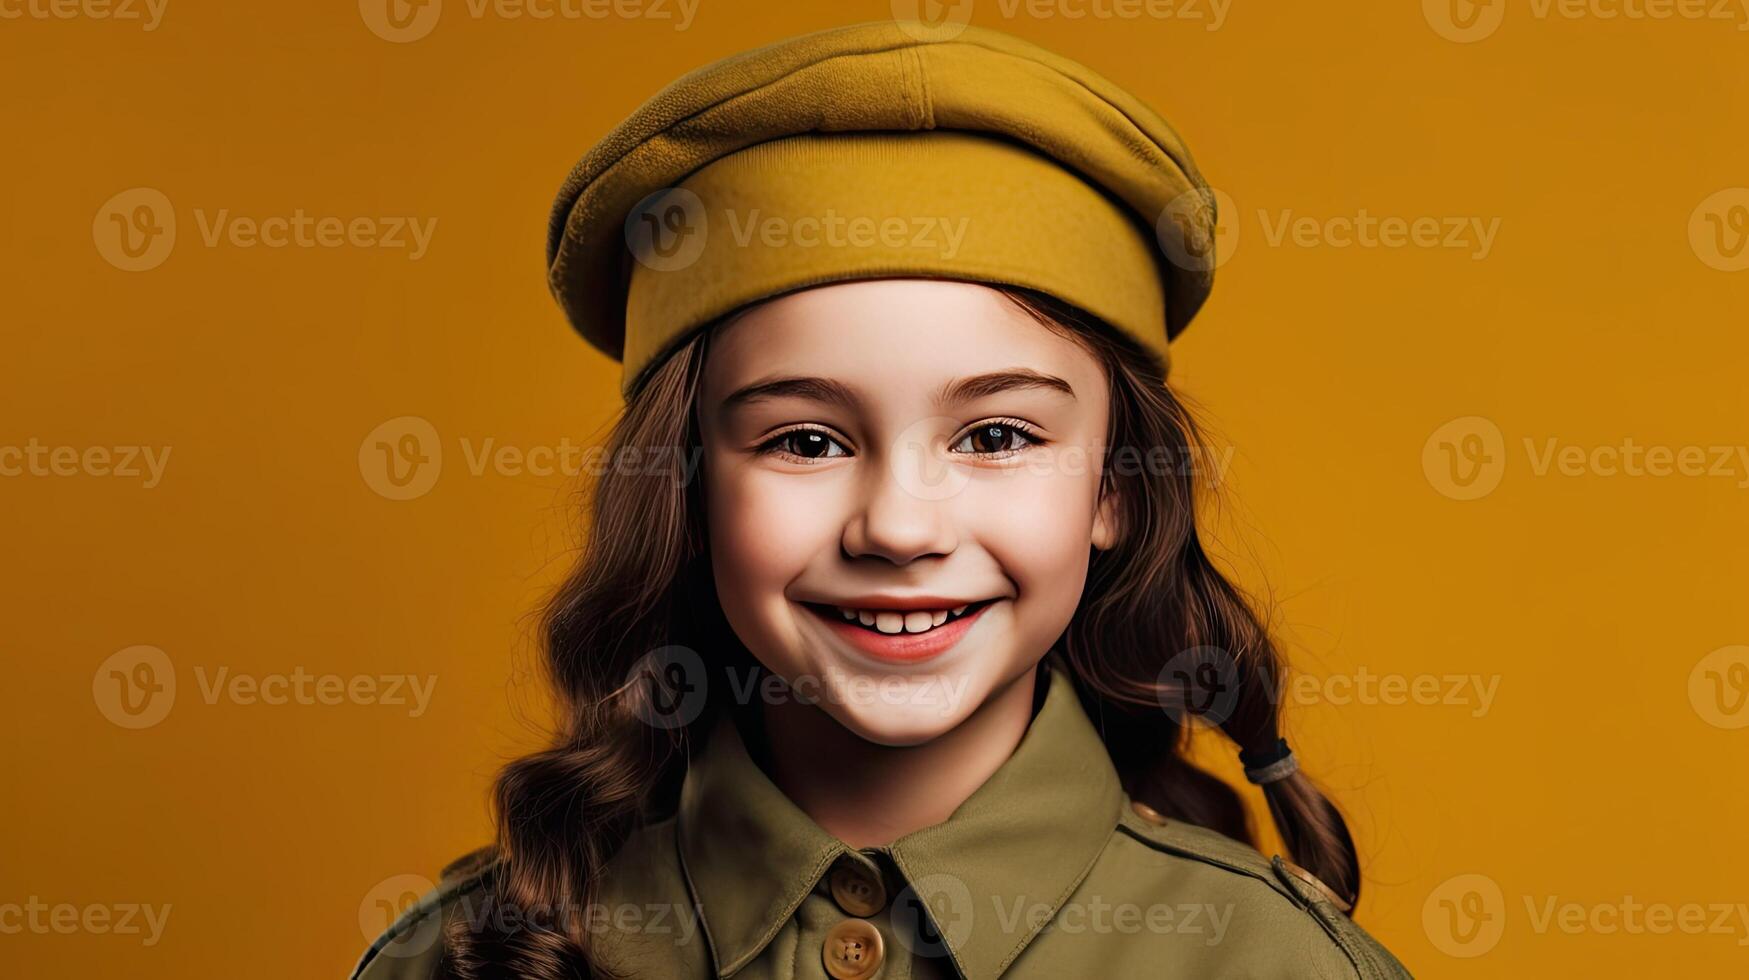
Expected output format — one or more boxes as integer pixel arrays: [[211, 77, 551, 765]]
[[354, 20, 1409, 980]]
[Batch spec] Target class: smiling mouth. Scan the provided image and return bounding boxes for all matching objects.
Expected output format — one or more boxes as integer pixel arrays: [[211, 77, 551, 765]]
[[803, 599, 995, 636]]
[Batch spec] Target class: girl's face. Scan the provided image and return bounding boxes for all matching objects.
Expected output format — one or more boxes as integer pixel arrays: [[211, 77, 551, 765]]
[[697, 279, 1118, 745]]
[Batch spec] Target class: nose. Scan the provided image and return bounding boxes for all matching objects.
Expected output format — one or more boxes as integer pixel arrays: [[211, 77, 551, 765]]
[[840, 460, 959, 565]]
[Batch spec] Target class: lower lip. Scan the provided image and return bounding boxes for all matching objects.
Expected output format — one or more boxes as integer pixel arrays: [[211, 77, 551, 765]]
[[809, 603, 992, 665]]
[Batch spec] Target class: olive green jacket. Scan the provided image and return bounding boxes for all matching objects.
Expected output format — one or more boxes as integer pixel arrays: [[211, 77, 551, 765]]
[[353, 664, 1410, 979]]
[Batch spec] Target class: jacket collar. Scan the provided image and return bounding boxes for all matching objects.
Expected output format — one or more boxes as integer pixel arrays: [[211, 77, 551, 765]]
[[675, 661, 1124, 979]]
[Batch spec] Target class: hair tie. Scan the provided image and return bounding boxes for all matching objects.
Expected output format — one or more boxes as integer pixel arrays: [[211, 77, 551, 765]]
[[1239, 738, 1299, 785]]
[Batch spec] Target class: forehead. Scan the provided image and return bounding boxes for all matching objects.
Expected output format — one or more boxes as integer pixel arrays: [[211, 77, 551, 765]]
[[699, 279, 1104, 406]]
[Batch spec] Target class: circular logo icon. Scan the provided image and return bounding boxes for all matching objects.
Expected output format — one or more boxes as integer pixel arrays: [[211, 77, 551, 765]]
[[624, 188, 708, 272], [93, 645, 176, 729], [359, 873, 441, 957], [1422, 872, 1505, 957], [623, 645, 709, 730], [1689, 644, 1749, 730], [1156, 646, 1243, 729], [1155, 186, 1235, 273], [1422, 416, 1506, 501], [360, 0, 441, 42], [887, 415, 973, 503], [1688, 188, 1749, 273], [359, 416, 442, 501], [94, 188, 176, 272], [892, 872, 974, 959], [1423, 0, 1505, 43], [890, 0, 976, 41]]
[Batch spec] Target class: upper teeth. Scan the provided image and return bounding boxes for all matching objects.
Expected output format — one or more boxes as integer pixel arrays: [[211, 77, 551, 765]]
[[839, 604, 973, 634]]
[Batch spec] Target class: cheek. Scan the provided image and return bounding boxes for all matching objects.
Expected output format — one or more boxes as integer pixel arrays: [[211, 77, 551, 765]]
[[704, 457, 844, 617], [964, 464, 1100, 620]]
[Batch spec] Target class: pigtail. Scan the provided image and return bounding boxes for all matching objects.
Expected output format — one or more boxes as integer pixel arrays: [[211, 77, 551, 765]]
[[1194, 554, 1362, 908], [1257, 767, 1361, 907], [1175, 512, 1364, 910]]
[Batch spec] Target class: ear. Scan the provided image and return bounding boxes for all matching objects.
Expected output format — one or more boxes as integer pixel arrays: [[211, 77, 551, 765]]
[[1091, 484, 1123, 551]]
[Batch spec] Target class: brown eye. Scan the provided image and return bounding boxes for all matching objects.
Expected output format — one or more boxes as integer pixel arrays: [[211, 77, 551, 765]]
[[951, 422, 1036, 456], [789, 432, 832, 458], [764, 428, 849, 460]]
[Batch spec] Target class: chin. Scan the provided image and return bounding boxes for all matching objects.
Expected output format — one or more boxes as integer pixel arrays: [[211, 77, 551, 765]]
[[827, 699, 973, 747], [801, 657, 994, 747]]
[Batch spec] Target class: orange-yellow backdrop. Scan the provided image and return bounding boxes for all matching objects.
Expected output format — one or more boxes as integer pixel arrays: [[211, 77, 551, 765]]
[[4, 1, 1747, 976]]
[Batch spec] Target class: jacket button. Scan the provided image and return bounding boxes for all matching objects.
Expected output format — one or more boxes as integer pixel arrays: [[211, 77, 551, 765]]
[[828, 857, 888, 917], [1130, 800, 1168, 825], [822, 918, 884, 979]]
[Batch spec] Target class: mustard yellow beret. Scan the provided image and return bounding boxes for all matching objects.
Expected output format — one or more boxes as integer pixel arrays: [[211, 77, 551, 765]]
[[546, 20, 1217, 396]]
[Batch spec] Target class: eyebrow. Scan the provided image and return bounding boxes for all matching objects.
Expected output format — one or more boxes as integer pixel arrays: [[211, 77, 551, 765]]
[[719, 368, 1076, 412], [720, 375, 859, 411], [934, 369, 1076, 405]]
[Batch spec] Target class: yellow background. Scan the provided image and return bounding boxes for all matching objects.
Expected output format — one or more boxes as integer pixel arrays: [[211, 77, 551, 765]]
[[4, 0, 1747, 976]]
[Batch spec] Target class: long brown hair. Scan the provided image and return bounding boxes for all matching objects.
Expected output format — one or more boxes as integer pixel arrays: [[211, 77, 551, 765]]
[[438, 284, 1361, 979]]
